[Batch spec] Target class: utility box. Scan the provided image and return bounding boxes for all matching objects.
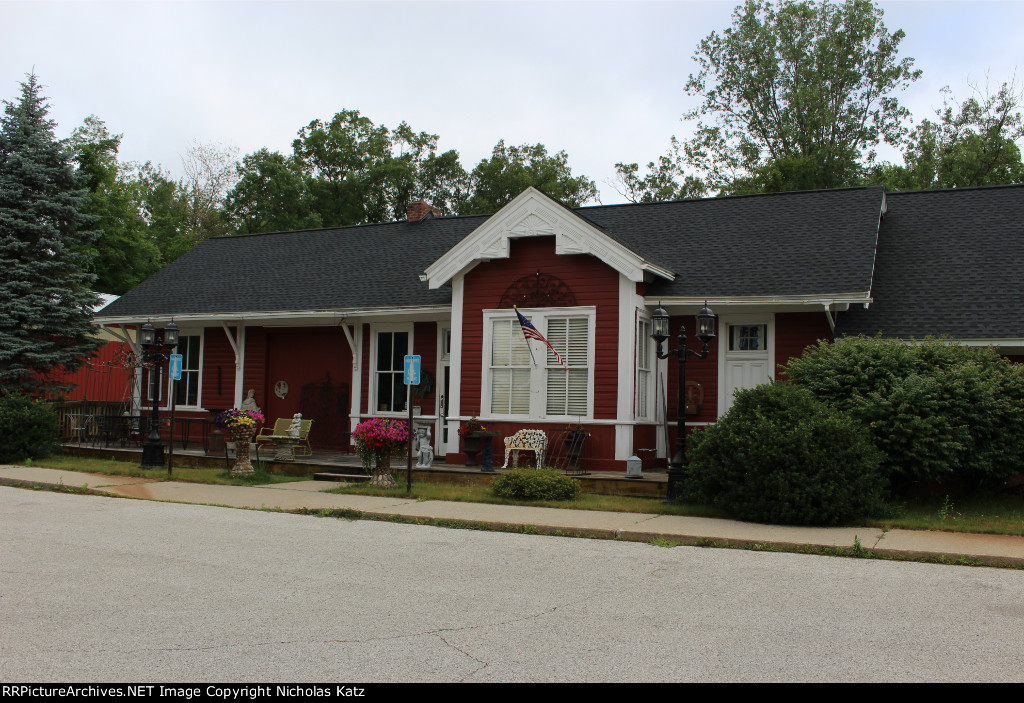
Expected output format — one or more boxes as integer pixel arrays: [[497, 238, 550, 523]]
[[625, 454, 642, 479]]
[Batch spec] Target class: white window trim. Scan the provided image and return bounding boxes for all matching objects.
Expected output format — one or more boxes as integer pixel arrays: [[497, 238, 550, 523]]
[[146, 329, 205, 411], [369, 323, 415, 417], [480, 306, 596, 422], [439, 326, 452, 362]]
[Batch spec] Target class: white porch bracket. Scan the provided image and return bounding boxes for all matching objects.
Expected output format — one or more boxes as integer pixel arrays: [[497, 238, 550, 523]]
[[221, 322, 246, 407], [823, 304, 836, 333]]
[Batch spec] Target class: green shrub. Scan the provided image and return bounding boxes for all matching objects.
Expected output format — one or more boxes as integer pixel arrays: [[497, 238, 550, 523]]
[[0, 394, 61, 463], [492, 467, 582, 501], [682, 382, 887, 526], [784, 336, 1024, 490]]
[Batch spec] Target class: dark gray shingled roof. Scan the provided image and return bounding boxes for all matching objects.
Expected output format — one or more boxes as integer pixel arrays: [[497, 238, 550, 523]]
[[582, 186, 885, 298], [97, 215, 489, 318], [836, 184, 1024, 340], [98, 186, 886, 319]]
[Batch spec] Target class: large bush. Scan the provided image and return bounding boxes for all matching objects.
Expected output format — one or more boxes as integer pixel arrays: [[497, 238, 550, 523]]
[[784, 336, 1024, 490], [492, 467, 581, 501], [0, 394, 61, 462], [682, 382, 887, 526]]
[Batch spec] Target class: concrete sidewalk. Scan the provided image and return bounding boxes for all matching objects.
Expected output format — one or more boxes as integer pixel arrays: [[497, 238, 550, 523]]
[[3, 464, 1023, 568]]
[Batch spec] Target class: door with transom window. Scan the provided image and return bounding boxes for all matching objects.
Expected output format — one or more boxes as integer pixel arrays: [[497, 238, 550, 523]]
[[722, 321, 770, 415]]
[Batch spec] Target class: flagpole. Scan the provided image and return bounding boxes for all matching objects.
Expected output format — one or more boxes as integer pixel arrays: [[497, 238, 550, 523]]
[[514, 306, 539, 367]]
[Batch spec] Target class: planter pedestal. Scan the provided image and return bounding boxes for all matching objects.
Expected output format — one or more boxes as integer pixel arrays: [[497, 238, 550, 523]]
[[229, 431, 255, 475], [463, 431, 500, 471]]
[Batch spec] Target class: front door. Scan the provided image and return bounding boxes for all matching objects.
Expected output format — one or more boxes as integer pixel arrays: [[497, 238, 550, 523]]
[[722, 322, 770, 415]]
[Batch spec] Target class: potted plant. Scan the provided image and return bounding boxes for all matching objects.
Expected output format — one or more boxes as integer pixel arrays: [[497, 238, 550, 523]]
[[353, 418, 409, 487], [458, 417, 499, 467], [561, 422, 590, 469], [214, 408, 265, 475]]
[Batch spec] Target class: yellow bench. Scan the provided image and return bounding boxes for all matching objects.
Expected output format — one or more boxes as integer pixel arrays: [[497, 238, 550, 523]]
[[256, 418, 314, 458]]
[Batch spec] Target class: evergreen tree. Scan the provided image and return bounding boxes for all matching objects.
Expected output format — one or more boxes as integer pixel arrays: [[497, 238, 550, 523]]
[[0, 73, 101, 395]]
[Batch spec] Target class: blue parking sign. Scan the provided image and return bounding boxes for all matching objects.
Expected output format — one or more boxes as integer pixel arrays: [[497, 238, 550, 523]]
[[169, 353, 183, 380], [403, 355, 421, 385]]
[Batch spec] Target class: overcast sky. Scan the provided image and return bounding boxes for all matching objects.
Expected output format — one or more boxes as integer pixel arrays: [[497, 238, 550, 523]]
[[3, 0, 1022, 205]]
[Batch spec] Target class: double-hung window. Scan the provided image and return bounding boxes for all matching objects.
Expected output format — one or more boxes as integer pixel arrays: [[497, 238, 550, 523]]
[[146, 333, 202, 408], [636, 318, 653, 419], [374, 328, 410, 413], [484, 308, 594, 419], [544, 317, 589, 416], [174, 335, 201, 407]]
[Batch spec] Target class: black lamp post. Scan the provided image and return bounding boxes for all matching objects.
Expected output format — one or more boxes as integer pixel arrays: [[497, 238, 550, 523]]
[[138, 319, 179, 470], [651, 302, 715, 501]]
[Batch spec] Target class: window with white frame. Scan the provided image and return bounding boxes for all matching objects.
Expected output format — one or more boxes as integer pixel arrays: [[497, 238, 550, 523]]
[[146, 334, 202, 407], [484, 308, 593, 418], [636, 318, 652, 419], [374, 329, 410, 413], [174, 335, 201, 406]]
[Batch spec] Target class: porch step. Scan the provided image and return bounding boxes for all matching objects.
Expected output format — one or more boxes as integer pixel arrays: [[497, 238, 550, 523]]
[[312, 472, 370, 482]]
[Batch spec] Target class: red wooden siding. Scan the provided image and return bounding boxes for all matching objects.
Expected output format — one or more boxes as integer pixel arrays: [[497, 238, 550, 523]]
[[661, 315, 720, 424], [261, 327, 352, 448], [43, 340, 133, 403], [446, 420, 618, 472], [460, 236, 620, 419], [201, 326, 237, 411], [774, 312, 833, 378], [242, 326, 267, 409], [632, 424, 660, 469], [413, 322, 438, 415]]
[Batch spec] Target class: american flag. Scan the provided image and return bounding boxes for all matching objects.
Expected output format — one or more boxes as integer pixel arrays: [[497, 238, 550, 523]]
[[515, 308, 565, 366]]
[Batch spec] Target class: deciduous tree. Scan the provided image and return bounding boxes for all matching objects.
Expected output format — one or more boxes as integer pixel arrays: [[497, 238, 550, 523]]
[[461, 140, 598, 214], [224, 148, 321, 234], [871, 79, 1024, 190], [68, 115, 161, 294], [660, 0, 920, 195]]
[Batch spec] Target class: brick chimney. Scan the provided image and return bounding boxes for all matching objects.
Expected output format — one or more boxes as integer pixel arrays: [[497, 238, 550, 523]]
[[406, 200, 443, 222]]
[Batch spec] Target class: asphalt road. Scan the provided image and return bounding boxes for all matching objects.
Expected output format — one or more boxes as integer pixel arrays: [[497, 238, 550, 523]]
[[2, 486, 1022, 683]]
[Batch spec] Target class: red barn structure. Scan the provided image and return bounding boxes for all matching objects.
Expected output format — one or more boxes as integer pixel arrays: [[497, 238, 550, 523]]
[[92, 186, 1024, 470]]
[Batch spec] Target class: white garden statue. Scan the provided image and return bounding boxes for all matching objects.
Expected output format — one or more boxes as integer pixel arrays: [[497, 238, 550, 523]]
[[414, 426, 434, 468]]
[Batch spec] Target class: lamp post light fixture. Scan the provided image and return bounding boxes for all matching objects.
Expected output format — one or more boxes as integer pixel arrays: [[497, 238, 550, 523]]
[[138, 319, 179, 470], [650, 302, 715, 501]]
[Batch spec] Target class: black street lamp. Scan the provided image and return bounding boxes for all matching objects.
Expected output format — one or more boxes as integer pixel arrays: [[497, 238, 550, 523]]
[[651, 302, 715, 501], [138, 319, 179, 470]]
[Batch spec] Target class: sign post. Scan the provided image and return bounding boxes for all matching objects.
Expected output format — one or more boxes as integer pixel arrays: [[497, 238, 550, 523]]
[[404, 355, 421, 493], [167, 354, 182, 478]]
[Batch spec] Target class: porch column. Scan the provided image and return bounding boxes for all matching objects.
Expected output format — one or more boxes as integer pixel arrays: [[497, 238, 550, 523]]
[[614, 275, 643, 461], [445, 273, 465, 456], [342, 322, 362, 439]]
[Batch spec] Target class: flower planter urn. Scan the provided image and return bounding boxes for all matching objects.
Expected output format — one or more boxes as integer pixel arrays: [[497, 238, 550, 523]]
[[463, 431, 500, 469]]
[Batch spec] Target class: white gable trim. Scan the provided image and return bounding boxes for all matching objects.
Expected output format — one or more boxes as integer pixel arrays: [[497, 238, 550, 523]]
[[424, 187, 675, 289]]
